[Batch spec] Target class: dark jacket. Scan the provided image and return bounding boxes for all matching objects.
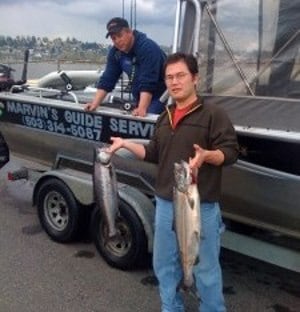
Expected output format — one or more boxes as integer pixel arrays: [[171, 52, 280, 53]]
[[144, 98, 239, 202], [96, 30, 166, 101]]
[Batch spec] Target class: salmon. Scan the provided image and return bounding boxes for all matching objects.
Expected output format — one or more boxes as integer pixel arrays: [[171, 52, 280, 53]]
[[93, 147, 119, 239], [173, 160, 201, 288]]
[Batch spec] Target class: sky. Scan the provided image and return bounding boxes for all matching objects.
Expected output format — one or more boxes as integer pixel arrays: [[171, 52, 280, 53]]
[[0, 0, 274, 52], [0, 0, 177, 46]]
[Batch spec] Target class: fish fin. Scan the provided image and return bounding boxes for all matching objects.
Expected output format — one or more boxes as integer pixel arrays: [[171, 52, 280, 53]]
[[177, 278, 193, 292], [189, 278, 202, 303], [177, 272, 202, 302], [176, 278, 191, 292], [177, 274, 201, 300], [187, 196, 195, 209]]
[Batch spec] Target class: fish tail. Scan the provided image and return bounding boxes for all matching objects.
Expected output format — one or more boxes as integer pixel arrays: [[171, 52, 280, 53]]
[[184, 275, 194, 289]]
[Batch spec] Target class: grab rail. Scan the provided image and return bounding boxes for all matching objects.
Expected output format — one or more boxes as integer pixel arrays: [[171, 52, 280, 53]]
[[9, 85, 79, 104], [172, 0, 201, 55]]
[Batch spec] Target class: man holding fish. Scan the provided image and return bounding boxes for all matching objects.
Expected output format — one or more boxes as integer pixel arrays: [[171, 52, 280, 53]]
[[107, 52, 239, 311]]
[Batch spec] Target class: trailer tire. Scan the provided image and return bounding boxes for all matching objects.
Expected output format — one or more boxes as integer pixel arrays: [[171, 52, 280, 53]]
[[36, 178, 83, 243], [91, 200, 148, 270]]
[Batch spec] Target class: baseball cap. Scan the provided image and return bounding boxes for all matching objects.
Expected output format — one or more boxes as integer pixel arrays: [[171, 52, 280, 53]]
[[105, 17, 129, 38]]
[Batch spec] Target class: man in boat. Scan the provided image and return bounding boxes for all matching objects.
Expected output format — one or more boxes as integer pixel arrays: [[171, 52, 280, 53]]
[[107, 53, 239, 311], [84, 17, 166, 117]]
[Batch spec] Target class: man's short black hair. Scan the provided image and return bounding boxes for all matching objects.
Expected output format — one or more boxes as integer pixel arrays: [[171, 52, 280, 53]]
[[164, 52, 199, 75], [106, 17, 130, 38]]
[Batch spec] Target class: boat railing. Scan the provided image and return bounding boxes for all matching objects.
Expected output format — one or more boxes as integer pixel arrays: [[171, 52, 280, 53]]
[[172, 0, 201, 54], [9, 84, 80, 104], [7, 84, 136, 111]]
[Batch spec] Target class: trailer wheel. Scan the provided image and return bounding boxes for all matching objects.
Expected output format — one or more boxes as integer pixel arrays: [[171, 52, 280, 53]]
[[91, 200, 148, 270], [36, 178, 82, 243]]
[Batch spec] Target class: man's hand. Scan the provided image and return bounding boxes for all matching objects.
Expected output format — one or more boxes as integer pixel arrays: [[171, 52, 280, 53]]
[[189, 144, 206, 170], [132, 106, 147, 117], [190, 144, 225, 168], [84, 89, 107, 111], [107, 137, 125, 154], [132, 92, 152, 117], [107, 136, 146, 159], [84, 102, 99, 112]]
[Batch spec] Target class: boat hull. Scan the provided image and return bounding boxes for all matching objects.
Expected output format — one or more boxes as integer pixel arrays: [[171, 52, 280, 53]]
[[0, 89, 156, 161], [0, 90, 299, 239], [222, 160, 300, 239]]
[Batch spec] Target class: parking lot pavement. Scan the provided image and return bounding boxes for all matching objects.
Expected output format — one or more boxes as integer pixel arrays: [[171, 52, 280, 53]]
[[0, 157, 299, 312]]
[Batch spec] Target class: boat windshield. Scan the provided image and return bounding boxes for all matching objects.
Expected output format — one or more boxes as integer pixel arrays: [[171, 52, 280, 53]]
[[176, 0, 300, 99]]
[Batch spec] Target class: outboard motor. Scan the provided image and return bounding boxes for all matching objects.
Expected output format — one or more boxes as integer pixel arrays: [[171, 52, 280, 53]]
[[0, 64, 15, 91], [0, 49, 29, 92]]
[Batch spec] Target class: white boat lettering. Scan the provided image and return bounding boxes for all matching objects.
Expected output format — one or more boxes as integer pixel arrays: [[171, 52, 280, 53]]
[[7, 101, 49, 118], [50, 108, 58, 121], [5, 102, 102, 141], [109, 118, 154, 138], [64, 110, 102, 128]]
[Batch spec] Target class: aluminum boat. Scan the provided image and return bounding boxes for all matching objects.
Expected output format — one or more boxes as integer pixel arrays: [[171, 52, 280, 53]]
[[1, 0, 300, 242], [171, 0, 300, 240]]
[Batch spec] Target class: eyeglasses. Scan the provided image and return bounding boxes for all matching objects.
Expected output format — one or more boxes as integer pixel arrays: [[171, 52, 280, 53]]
[[165, 72, 189, 83]]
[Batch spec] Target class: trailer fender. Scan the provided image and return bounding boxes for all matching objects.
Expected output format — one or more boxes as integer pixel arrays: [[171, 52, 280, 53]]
[[33, 170, 155, 253], [116, 184, 155, 253], [33, 169, 93, 207]]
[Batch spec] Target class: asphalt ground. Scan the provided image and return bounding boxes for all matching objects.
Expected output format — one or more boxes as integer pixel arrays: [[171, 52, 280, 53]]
[[0, 157, 300, 312]]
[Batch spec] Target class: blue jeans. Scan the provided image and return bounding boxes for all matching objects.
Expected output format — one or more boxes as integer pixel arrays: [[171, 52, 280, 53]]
[[153, 197, 226, 312]]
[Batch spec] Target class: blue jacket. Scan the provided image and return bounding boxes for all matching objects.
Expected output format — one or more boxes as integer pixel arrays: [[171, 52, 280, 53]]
[[96, 30, 166, 102]]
